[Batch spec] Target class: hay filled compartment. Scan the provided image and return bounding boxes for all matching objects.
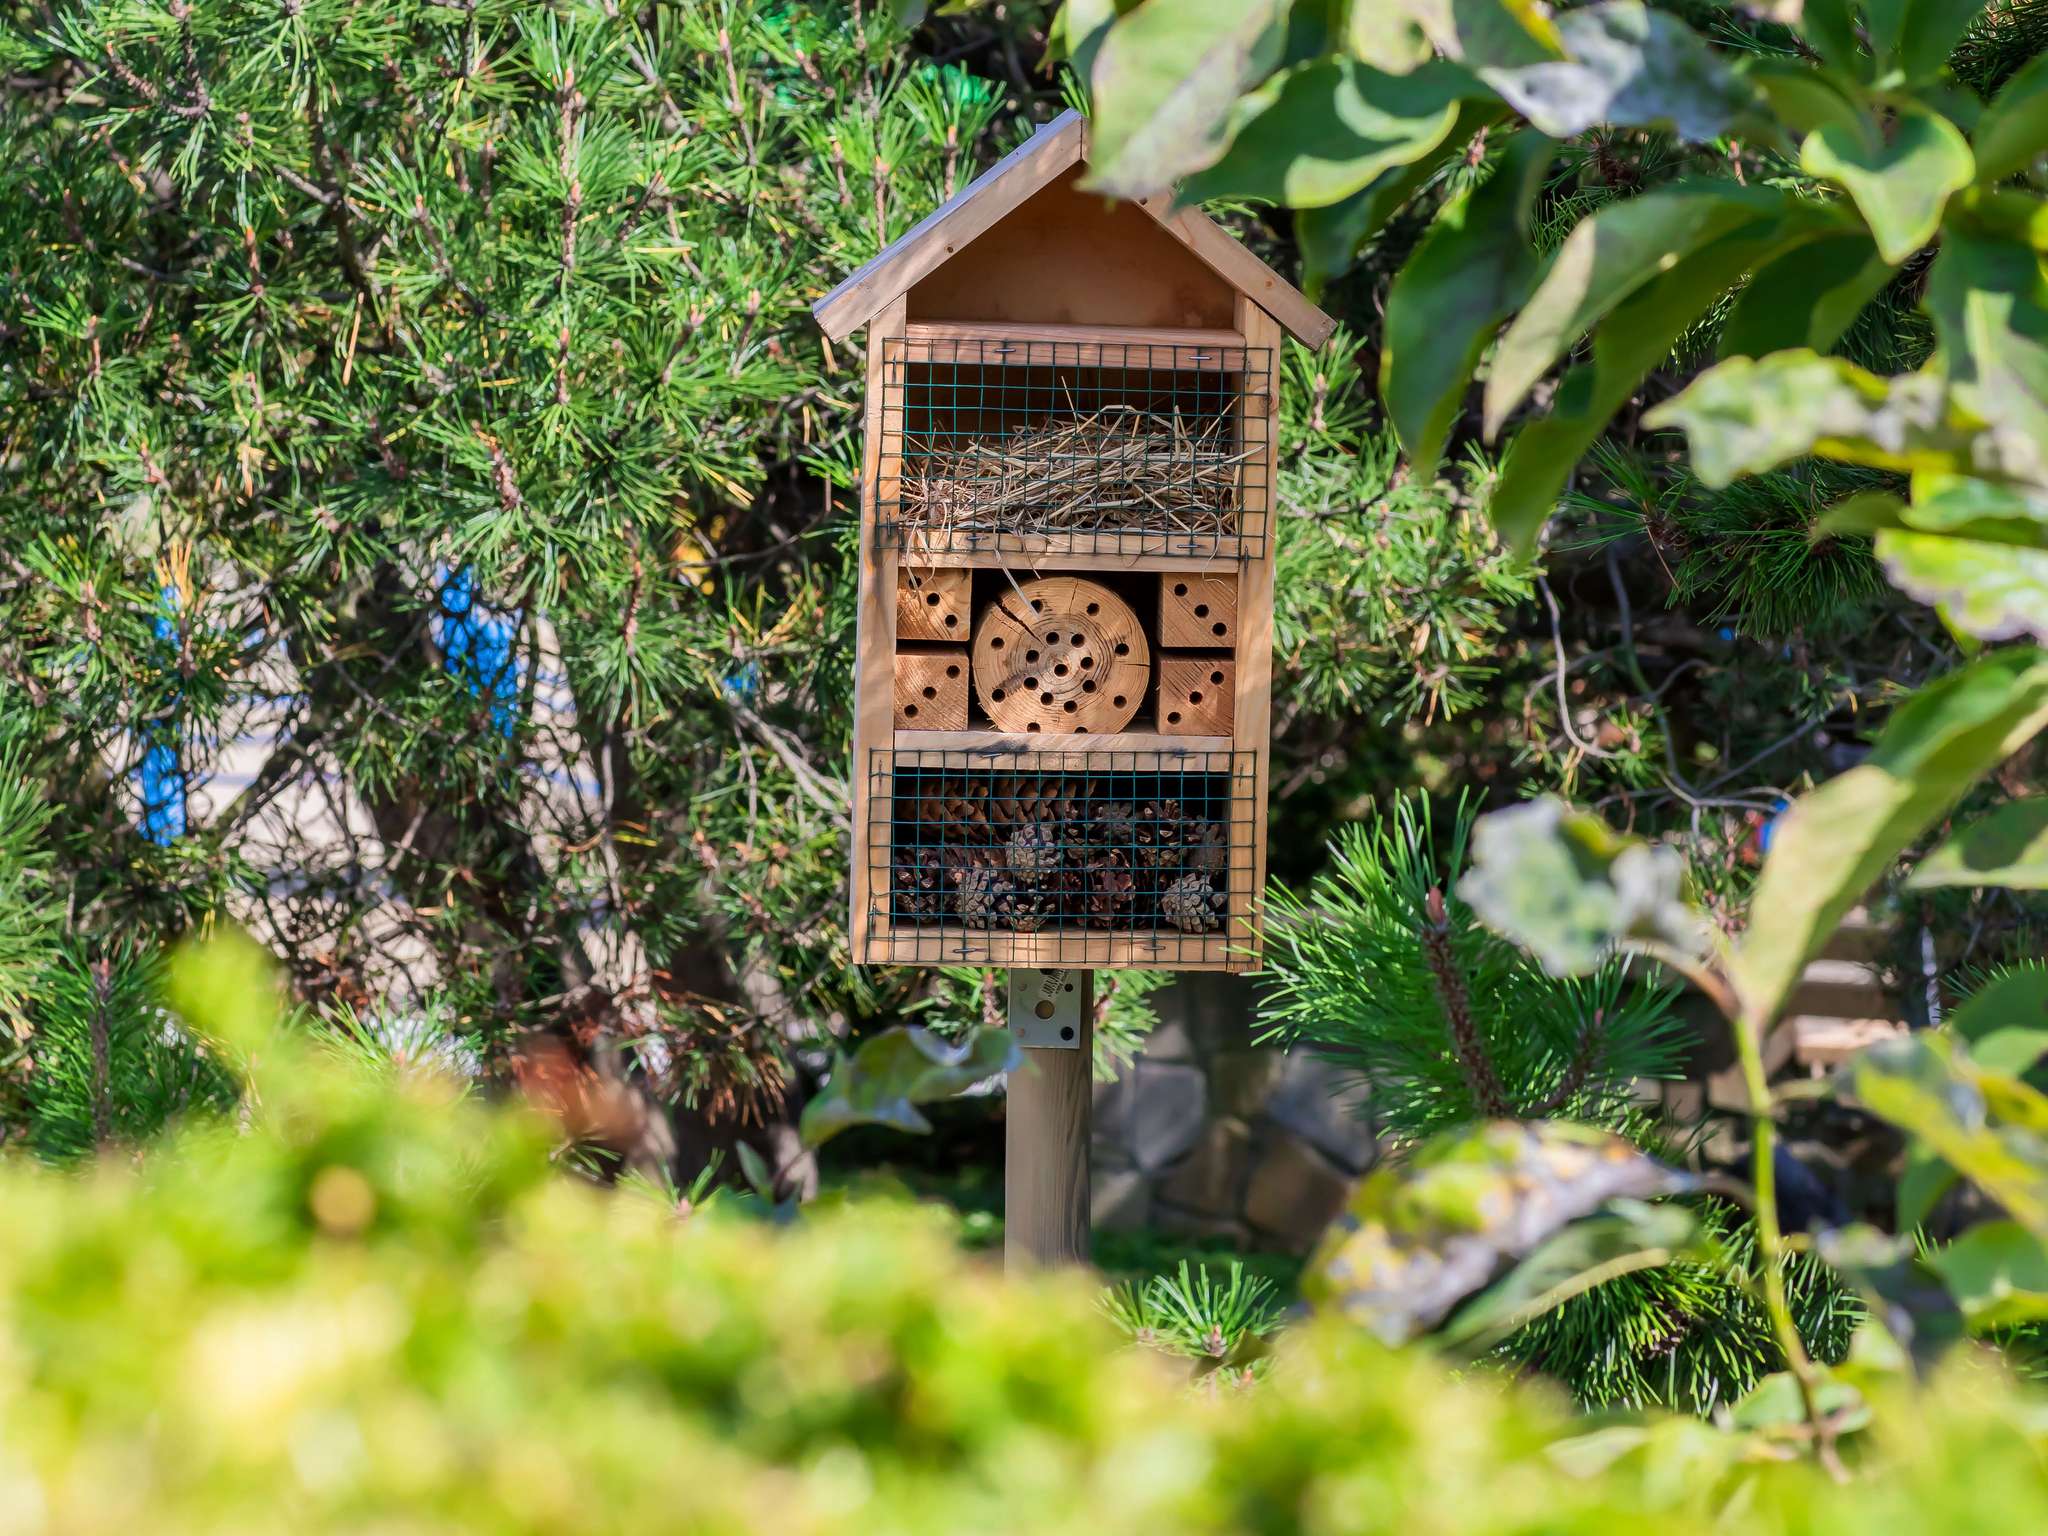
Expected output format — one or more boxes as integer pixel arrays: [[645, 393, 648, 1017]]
[[861, 749, 1256, 968], [879, 331, 1272, 559]]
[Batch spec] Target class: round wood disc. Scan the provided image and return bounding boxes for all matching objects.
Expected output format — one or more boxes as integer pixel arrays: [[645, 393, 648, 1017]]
[[970, 577, 1149, 735]]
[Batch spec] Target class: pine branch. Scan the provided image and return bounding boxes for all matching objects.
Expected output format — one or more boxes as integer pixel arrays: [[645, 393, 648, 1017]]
[[1419, 885, 1513, 1119]]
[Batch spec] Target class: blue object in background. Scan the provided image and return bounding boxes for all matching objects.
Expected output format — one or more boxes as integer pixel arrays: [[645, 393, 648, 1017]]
[[1757, 796, 1792, 854], [135, 584, 187, 846], [435, 565, 522, 736]]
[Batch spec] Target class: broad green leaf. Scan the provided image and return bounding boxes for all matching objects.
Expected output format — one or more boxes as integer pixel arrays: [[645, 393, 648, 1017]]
[[1925, 221, 2048, 486], [1735, 647, 2048, 1025], [1084, 0, 1292, 200], [1749, 59, 1869, 140], [1930, 1219, 2048, 1327], [1354, 0, 1563, 71], [1484, 183, 1796, 437], [1344, 0, 1436, 73], [1849, 1033, 2048, 1235], [799, 1026, 1022, 1148], [1975, 51, 2048, 184], [1797, 0, 1874, 79], [1296, 101, 1501, 292], [1898, 1144, 1961, 1229], [1719, 232, 1894, 358], [1482, 2, 1756, 142], [1731, 1369, 1870, 1435], [1440, 1198, 1712, 1347], [1487, 219, 1823, 551], [1815, 1222, 1965, 1367], [1643, 352, 1990, 487], [1303, 1120, 1693, 1343], [1457, 797, 1704, 976], [1046, 0, 1126, 90], [1801, 104, 1974, 264], [1381, 131, 1551, 471], [1946, 963, 2048, 1079], [1892, 0, 1994, 81], [1904, 474, 2048, 532], [1875, 529, 2048, 642], [1909, 800, 2048, 888], [1177, 58, 1469, 210]]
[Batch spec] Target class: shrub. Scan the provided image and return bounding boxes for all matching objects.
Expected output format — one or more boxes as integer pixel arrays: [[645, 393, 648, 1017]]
[[2, 945, 2048, 1534]]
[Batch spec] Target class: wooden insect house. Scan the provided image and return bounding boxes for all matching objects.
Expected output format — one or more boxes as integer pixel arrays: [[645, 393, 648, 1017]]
[[815, 110, 1333, 975]]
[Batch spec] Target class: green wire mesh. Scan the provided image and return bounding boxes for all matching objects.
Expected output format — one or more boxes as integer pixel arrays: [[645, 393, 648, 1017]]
[[879, 339, 1272, 558], [863, 749, 1255, 966]]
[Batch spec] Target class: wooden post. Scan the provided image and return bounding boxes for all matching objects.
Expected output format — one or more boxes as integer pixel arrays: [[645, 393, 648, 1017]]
[[1005, 968, 1093, 1269]]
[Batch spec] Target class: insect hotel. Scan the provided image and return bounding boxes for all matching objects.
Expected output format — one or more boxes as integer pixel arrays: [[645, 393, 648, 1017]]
[[815, 109, 1333, 981]]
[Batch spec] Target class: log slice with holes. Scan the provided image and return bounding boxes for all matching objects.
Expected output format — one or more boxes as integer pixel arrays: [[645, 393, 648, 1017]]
[[970, 576, 1148, 735]]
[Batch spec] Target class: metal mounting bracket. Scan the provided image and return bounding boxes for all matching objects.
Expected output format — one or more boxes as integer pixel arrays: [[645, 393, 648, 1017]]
[[1007, 967, 1084, 1049]]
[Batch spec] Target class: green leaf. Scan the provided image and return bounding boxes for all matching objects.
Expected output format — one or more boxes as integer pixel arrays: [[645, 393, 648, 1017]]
[[1749, 59, 1869, 140], [1796, 0, 1874, 79], [1457, 797, 1704, 977], [1949, 962, 2048, 1051], [1719, 232, 1894, 358], [1046, 0, 1125, 89], [1909, 800, 2048, 888], [1925, 220, 2048, 485], [1892, 0, 1994, 81], [1440, 1198, 1713, 1348], [1303, 1120, 1694, 1343], [1482, 1, 1756, 142], [1487, 217, 1822, 551], [1643, 352, 1991, 487], [1801, 104, 1974, 264], [1930, 1219, 2048, 1327], [1898, 1145, 1961, 1230], [1296, 101, 1501, 292], [1731, 1369, 1870, 1434], [1354, 0, 1563, 71], [1974, 52, 2048, 184], [799, 1027, 1023, 1148], [1484, 184, 1796, 437], [1177, 58, 1469, 209], [1381, 131, 1551, 471], [1732, 648, 2048, 1025], [1084, 0, 1292, 200], [1849, 1033, 2048, 1235], [1875, 528, 2048, 642]]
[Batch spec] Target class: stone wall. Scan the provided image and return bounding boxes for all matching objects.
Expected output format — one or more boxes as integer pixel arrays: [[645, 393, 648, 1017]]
[[1091, 973, 1380, 1255]]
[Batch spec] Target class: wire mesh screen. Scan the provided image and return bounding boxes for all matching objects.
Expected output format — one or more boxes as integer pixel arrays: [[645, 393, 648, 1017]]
[[879, 338, 1272, 559], [862, 748, 1256, 967]]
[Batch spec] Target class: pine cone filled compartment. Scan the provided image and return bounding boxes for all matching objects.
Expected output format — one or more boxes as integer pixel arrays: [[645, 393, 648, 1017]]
[[875, 751, 1249, 959]]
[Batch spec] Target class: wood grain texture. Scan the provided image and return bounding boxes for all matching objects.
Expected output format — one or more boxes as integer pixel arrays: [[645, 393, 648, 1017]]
[[865, 930, 1245, 970], [1132, 192, 1338, 349], [1006, 968, 1092, 1268], [1159, 572, 1237, 650], [893, 650, 969, 730], [813, 113, 1086, 342], [848, 296, 909, 961], [971, 576, 1148, 736], [907, 165, 1237, 332], [1231, 298, 1281, 967], [896, 565, 971, 643], [1158, 656, 1234, 736], [892, 729, 1230, 754]]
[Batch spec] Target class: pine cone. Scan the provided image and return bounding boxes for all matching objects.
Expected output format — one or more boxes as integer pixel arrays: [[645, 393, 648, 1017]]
[[1083, 851, 1136, 929], [950, 864, 1015, 928], [1185, 818, 1228, 876], [892, 848, 949, 922], [998, 880, 1057, 933], [1004, 821, 1063, 880], [1160, 871, 1225, 933], [1133, 799, 1190, 872]]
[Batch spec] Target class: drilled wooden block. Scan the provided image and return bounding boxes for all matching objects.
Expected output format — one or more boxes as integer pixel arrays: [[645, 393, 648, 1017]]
[[897, 566, 972, 643], [1157, 656, 1233, 736], [894, 649, 970, 730], [971, 576, 1148, 735], [1159, 573, 1237, 649]]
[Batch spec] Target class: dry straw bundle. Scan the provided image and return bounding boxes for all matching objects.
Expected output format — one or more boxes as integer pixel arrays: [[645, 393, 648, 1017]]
[[897, 404, 1248, 540]]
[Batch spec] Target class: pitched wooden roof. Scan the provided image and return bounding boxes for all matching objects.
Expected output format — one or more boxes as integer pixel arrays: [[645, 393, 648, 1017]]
[[811, 109, 1334, 349]]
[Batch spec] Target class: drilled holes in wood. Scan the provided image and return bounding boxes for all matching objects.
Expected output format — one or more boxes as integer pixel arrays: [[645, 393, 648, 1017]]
[[970, 576, 1148, 735]]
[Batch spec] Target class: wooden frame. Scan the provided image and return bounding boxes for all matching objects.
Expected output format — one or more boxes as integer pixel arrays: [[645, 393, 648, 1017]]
[[819, 112, 1331, 975]]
